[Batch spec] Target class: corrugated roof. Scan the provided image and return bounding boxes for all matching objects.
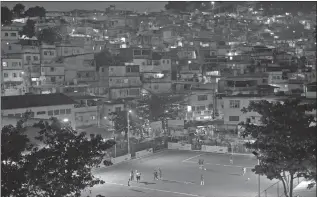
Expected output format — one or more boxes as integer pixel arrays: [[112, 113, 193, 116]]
[[1, 93, 76, 110]]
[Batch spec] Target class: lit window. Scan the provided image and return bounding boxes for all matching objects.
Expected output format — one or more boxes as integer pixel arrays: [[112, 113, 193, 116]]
[[2, 62, 7, 67]]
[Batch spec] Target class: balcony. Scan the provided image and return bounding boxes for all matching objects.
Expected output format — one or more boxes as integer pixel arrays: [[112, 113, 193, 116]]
[[109, 81, 142, 88]]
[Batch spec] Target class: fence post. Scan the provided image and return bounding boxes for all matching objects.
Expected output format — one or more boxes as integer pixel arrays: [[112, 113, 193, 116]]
[[277, 181, 279, 197], [264, 189, 267, 197]]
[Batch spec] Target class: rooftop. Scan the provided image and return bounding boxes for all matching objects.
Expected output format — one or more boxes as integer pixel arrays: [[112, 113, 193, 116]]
[[1, 93, 77, 110]]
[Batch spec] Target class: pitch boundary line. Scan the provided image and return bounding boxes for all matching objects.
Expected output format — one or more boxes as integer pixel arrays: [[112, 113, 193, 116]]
[[183, 160, 254, 168], [182, 153, 205, 162], [104, 181, 206, 197]]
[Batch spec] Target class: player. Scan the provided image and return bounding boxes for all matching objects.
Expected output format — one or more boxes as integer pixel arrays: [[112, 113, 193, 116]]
[[130, 169, 134, 181], [158, 168, 162, 180], [229, 155, 233, 164], [242, 167, 247, 176], [136, 170, 141, 183], [200, 174, 204, 186], [153, 169, 158, 180]]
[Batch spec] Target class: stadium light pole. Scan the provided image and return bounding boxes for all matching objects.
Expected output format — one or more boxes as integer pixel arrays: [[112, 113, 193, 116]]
[[253, 151, 261, 197], [127, 110, 132, 154]]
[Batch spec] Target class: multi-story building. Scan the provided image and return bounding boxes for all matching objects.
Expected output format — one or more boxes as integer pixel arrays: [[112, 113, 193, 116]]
[[22, 46, 41, 86], [1, 93, 76, 128], [40, 44, 57, 64], [1, 26, 20, 42], [107, 64, 142, 100], [218, 73, 272, 95], [304, 82, 317, 99], [185, 90, 216, 121], [222, 95, 284, 128], [40, 62, 65, 85], [1, 54, 26, 96]]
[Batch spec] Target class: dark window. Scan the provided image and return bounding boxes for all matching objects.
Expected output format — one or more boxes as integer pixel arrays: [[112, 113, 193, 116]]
[[48, 110, 53, 115], [60, 109, 66, 114], [34, 56, 39, 61], [54, 110, 60, 115], [197, 95, 208, 101], [50, 67, 54, 72], [66, 109, 71, 114], [37, 111, 46, 115], [4, 33, 8, 36], [115, 107, 121, 112], [229, 116, 239, 121]]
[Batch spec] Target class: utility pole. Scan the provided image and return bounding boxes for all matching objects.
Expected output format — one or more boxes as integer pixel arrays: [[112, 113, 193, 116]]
[[127, 109, 131, 154]]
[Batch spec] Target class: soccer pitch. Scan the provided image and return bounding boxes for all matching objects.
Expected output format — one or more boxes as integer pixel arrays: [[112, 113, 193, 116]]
[[82, 150, 279, 197]]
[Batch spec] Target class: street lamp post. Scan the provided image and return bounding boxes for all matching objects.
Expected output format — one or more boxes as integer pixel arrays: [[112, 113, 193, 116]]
[[127, 110, 132, 154], [253, 151, 261, 197]]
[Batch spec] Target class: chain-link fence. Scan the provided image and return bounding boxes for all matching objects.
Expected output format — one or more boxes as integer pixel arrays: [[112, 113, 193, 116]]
[[256, 176, 304, 197]]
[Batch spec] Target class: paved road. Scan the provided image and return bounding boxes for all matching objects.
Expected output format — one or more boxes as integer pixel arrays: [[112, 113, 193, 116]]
[[82, 150, 280, 197]]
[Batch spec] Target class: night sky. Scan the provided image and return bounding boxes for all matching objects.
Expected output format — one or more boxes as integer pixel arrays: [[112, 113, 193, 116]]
[[1, 1, 167, 12]]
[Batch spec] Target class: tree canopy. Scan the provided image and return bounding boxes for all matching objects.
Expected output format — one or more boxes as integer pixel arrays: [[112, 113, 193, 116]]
[[13, 3, 25, 18], [38, 27, 63, 45], [1, 117, 115, 197], [20, 19, 36, 38], [240, 99, 317, 197], [24, 6, 46, 18], [1, 6, 13, 25]]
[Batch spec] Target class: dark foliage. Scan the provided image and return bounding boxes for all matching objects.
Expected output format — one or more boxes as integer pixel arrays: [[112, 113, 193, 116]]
[[38, 27, 63, 45], [240, 99, 317, 197], [1, 6, 13, 25], [20, 19, 36, 38], [1, 116, 115, 197], [24, 6, 46, 18], [13, 3, 25, 18]]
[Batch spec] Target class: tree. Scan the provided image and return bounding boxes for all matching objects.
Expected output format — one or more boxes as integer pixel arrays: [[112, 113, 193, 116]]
[[24, 6, 46, 18], [1, 118, 33, 197], [240, 99, 317, 197], [1, 6, 13, 25], [20, 19, 36, 38], [13, 3, 25, 18], [1, 117, 115, 197], [38, 27, 62, 45]]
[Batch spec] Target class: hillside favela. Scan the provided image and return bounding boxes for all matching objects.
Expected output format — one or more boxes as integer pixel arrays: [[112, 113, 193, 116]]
[[1, 2, 316, 197]]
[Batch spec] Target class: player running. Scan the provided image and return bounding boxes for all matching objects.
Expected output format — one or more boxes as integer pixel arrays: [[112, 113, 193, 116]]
[[242, 167, 247, 176], [198, 158, 206, 170]]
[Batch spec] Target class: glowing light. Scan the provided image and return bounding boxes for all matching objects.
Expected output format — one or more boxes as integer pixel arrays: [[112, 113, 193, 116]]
[[128, 110, 132, 113], [21, 71, 24, 75], [63, 118, 69, 122]]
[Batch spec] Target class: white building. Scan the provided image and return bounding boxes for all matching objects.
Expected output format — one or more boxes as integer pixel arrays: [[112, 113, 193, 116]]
[[1, 93, 76, 128], [222, 95, 283, 127]]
